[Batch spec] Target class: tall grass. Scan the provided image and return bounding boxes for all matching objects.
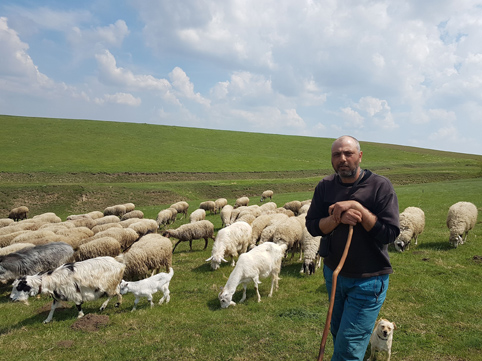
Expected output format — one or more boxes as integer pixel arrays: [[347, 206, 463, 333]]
[[0, 115, 481, 360]]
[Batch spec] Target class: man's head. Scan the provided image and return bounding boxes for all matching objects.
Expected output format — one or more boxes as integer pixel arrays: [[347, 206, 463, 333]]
[[331, 135, 362, 182]]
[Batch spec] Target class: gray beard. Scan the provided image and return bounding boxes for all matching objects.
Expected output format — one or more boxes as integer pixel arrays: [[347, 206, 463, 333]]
[[337, 167, 359, 179]]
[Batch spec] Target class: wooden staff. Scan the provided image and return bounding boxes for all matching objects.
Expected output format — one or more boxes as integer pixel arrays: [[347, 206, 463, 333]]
[[317, 224, 354, 361]]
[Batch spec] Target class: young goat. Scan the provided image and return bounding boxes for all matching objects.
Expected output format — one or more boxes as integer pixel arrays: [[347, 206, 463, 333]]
[[119, 267, 174, 311]]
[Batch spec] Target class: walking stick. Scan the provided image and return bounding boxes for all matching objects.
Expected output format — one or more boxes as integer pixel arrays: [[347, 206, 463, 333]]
[[317, 224, 354, 361]]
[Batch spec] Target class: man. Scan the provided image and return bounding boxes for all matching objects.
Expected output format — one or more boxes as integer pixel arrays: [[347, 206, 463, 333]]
[[306, 135, 400, 360]]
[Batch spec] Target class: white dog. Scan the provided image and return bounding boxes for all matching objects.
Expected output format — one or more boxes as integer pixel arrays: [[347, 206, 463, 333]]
[[119, 267, 173, 311], [367, 318, 396, 361]]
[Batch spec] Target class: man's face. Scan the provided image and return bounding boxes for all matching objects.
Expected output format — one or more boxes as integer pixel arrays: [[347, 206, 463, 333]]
[[331, 138, 362, 179]]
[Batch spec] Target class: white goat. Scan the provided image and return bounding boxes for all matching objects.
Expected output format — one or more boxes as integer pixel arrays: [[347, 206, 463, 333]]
[[10, 256, 125, 323], [218, 242, 287, 308], [120, 267, 174, 311]]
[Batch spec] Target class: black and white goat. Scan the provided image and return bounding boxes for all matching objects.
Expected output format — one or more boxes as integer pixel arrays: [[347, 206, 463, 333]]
[[0, 242, 74, 284], [120, 267, 174, 311], [10, 256, 125, 323]]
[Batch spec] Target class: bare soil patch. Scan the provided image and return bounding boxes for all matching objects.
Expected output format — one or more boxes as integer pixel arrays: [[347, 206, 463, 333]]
[[71, 313, 109, 332]]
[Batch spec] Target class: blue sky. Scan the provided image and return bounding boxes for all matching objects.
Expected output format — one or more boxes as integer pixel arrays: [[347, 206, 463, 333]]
[[1, 0, 482, 155]]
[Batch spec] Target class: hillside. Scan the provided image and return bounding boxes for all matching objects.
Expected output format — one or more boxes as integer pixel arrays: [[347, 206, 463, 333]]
[[1, 114, 481, 217]]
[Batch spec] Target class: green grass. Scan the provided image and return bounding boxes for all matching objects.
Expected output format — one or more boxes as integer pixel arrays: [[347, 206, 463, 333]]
[[0, 115, 481, 360]]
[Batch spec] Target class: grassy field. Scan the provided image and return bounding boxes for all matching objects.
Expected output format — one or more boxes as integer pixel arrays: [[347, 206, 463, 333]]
[[0, 115, 481, 360]]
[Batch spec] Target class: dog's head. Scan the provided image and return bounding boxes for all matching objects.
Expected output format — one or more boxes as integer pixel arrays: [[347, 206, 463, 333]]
[[374, 318, 396, 340]]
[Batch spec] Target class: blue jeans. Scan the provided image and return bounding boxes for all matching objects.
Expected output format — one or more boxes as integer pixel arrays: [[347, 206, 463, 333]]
[[323, 265, 388, 361]]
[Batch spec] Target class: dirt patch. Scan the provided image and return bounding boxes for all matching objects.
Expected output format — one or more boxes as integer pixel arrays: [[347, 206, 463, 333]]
[[472, 255, 482, 263], [71, 314, 109, 332], [56, 340, 74, 348]]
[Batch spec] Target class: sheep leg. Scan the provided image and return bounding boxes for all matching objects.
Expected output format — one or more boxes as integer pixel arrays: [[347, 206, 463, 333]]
[[189, 240, 193, 250], [172, 240, 183, 253], [203, 237, 209, 250], [148, 295, 154, 308], [76, 303, 85, 319], [43, 299, 60, 323]]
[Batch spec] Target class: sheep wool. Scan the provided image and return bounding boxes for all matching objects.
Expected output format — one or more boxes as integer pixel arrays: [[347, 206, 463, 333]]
[[206, 221, 253, 270], [446, 201, 478, 248], [74, 236, 122, 261], [190, 208, 206, 223], [234, 197, 249, 209], [394, 207, 425, 252], [162, 220, 215, 253]]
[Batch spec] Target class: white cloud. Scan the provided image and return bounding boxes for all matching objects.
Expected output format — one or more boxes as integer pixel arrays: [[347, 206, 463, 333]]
[[94, 92, 141, 106], [169, 67, 210, 106]]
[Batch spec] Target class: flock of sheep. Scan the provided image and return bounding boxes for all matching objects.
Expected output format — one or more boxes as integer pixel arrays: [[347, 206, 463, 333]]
[[0, 192, 479, 322]]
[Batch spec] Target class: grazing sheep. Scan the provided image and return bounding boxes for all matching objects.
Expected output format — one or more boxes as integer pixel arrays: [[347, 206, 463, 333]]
[[394, 207, 425, 252], [299, 203, 311, 215], [297, 214, 321, 275], [8, 206, 29, 222], [0, 230, 28, 248], [0, 242, 35, 256], [218, 242, 287, 308], [156, 209, 176, 229], [0, 242, 74, 284], [199, 201, 216, 215], [271, 216, 304, 258], [122, 203, 136, 213], [10, 256, 125, 323], [103, 204, 127, 217], [190, 208, 206, 223], [128, 219, 159, 237], [117, 234, 172, 280], [121, 210, 144, 221], [170, 201, 189, 219], [67, 211, 104, 221], [31, 212, 62, 224], [214, 198, 228, 214], [260, 190, 274, 202], [446, 201, 478, 248], [162, 220, 215, 253], [94, 215, 121, 227], [253, 213, 289, 245], [120, 267, 174, 311], [74, 237, 122, 261], [221, 205, 234, 227], [283, 200, 303, 216], [234, 196, 249, 209], [92, 227, 139, 250], [206, 221, 253, 270]]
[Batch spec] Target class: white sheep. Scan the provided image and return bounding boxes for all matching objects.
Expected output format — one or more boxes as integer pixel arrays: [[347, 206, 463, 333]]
[[128, 219, 159, 237], [199, 201, 216, 215], [170, 201, 189, 219], [260, 190, 274, 202], [271, 216, 304, 259], [283, 200, 303, 216], [0, 218, 15, 228], [297, 214, 321, 275], [103, 204, 127, 217], [121, 210, 144, 221], [74, 236, 122, 261], [122, 203, 136, 213], [120, 267, 174, 311], [0, 242, 35, 256], [117, 233, 172, 281], [92, 222, 123, 234], [206, 221, 253, 270], [220, 204, 234, 227], [214, 198, 228, 214], [218, 242, 287, 308], [162, 220, 215, 253], [394, 207, 425, 252], [94, 215, 121, 227], [190, 208, 206, 223], [91, 227, 139, 250], [234, 196, 249, 208], [10, 256, 125, 323], [259, 202, 277, 213], [156, 209, 176, 228], [446, 201, 478, 248]]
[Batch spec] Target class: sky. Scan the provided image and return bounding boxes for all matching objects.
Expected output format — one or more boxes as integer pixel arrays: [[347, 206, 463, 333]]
[[1, 0, 482, 155]]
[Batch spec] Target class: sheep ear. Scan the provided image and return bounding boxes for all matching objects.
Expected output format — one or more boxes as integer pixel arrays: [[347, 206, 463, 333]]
[[205, 256, 213, 262]]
